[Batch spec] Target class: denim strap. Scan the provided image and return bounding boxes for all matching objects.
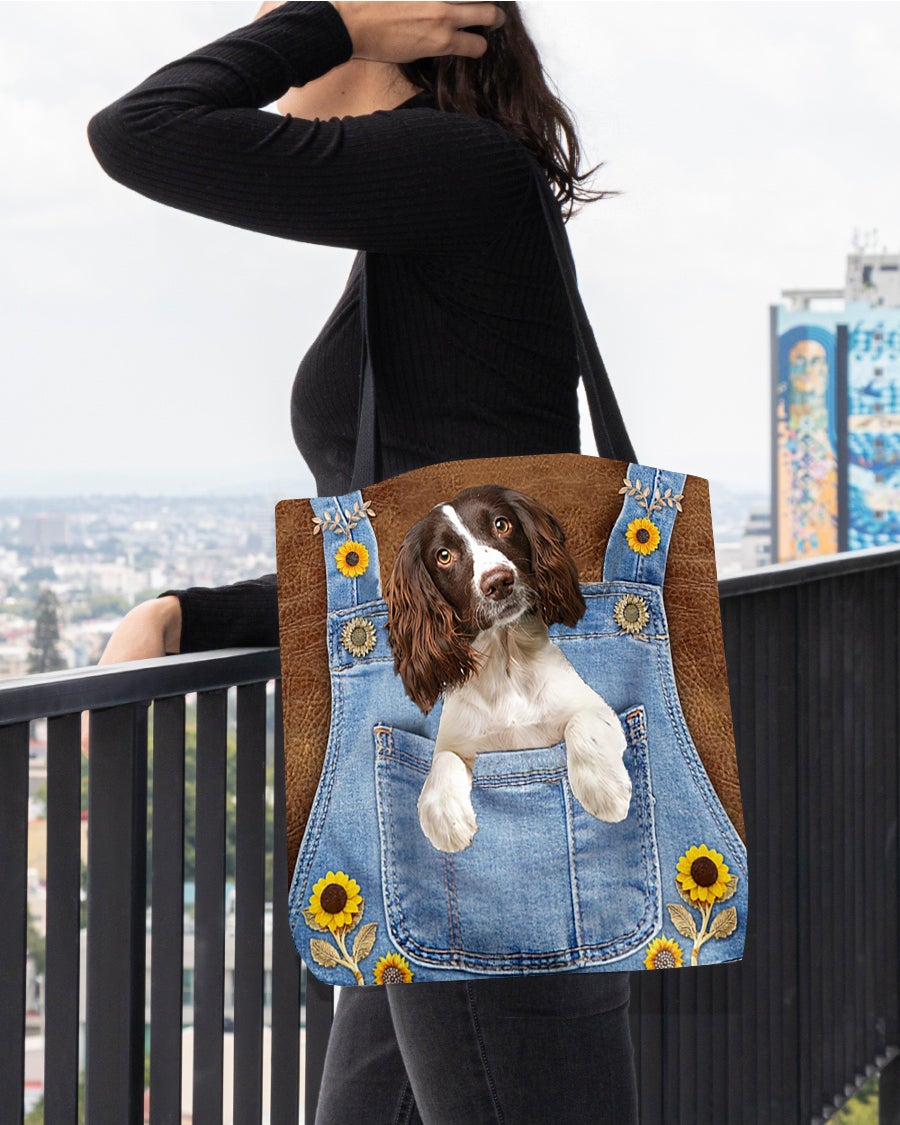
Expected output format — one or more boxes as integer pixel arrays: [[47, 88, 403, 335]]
[[310, 490, 382, 611], [602, 462, 686, 587]]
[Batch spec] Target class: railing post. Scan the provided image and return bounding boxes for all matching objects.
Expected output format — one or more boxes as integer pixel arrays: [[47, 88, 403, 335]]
[[192, 689, 228, 1125], [270, 682, 302, 1124], [233, 682, 267, 1123], [304, 972, 334, 1124], [44, 713, 84, 1122], [0, 722, 29, 1125], [149, 695, 186, 1125], [84, 703, 148, 1124]]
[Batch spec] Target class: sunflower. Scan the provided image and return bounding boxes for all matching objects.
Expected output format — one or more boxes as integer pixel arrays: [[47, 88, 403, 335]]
[[675, 844, 731, 906], [373, 951, 415, 984], [613, 593, 650, 635], [335, 540, 370, 578], [341, 616, 377, 658], [308, 871, 363, 932], [643, 935, 684, 970], [625, 517, 661, 556]]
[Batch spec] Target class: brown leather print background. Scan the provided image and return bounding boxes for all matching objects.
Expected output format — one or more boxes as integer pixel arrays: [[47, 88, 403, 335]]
[[275, 453, 746, 877]]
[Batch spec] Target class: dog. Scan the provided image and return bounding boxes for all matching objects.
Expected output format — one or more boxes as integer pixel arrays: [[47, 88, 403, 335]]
[[383, 484, 632, 853]]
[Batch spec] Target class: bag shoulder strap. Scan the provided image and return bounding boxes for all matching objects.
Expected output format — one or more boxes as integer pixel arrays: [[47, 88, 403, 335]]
[[349, 157, 637, 490], [529, 160, 637, 466]]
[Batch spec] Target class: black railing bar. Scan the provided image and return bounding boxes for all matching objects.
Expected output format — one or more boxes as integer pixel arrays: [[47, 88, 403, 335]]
[[192, 689, 229, 1125], [84, 703, 148, 1122], [0, 722, 29, 1125], [0, 647, 280, 724], [269, 681, 302, 1125], [718, 543, 900, 598], [149, 696, 186, 1125], [233, 682, 267, 1123], [43, 713, 83, 1123]]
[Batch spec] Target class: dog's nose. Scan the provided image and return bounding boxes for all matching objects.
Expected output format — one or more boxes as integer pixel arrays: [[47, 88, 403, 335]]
[[480, 567, 515, 601]]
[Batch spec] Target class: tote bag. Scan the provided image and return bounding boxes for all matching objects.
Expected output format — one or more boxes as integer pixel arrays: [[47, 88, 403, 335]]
[[275, 159, 748, 986]]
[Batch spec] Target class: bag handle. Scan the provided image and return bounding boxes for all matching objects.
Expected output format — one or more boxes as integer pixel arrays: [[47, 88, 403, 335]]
[[349, 157, 637, 490]]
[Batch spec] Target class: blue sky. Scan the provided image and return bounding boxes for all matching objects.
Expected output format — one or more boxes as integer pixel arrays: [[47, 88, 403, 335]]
[[3, 1, 899, 496]]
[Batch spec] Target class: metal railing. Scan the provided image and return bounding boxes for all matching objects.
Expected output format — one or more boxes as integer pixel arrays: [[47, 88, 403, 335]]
[[0, 649, 333, 1124], [627, 543, 900, 1125], [1, 544, 899, 1123]]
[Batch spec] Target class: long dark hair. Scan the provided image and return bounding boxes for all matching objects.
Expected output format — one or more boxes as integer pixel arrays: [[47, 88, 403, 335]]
[[398, 3, 616, 219]]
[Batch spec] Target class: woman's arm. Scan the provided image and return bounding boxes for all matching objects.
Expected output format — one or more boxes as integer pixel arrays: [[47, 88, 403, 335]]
[[157, 574, 279, 652], [87, 2, 534, 255], [93, 575, 278, 668]]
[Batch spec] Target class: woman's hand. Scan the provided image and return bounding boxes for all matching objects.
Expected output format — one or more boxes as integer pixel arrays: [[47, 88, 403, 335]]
[[80, 596, 182, 755], [98, 595, 183, 664], [256, 2, 506, 61], [333, 2, 506, 61]]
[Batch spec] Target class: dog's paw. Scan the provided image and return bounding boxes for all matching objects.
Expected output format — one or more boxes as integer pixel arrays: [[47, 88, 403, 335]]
[[566, 716, 632, 823], [417, 751, 478, 852], [418, 796, 478, 853], [569, 757, 632, 823]]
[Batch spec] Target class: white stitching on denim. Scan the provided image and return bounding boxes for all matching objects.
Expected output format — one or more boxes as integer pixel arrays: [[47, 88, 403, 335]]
[[653, 639, 748, 871], [288, 674, 346, 949], [562, 775, 584, 948]]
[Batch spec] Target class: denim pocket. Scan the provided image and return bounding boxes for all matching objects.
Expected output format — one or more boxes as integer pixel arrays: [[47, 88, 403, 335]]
[[374, 706, 660, 973]]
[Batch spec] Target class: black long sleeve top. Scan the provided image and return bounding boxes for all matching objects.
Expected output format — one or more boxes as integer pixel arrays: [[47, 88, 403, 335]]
[[87, 1, 586, 651]]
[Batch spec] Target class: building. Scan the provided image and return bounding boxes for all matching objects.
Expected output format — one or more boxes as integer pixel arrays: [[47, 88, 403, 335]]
[[772, 247, 900, 562]]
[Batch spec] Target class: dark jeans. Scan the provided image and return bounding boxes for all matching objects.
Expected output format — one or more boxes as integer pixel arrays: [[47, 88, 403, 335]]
[[315, 973, 638, 1125]]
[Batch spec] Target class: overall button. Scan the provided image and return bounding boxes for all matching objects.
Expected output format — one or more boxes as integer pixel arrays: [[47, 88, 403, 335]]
[[613, 593, 651, 635], [341, 616, 377, 657]]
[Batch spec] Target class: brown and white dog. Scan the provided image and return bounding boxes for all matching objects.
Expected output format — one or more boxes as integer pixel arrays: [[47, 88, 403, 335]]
[[384, 485, 631, 852]]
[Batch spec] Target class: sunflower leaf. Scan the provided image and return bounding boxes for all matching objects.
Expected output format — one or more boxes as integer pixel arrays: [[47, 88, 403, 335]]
[[302, 907, 328, 933], [310, 939, 341, 968], [708, 906, 738, 940], [719, 874, 739, 902], [352, 922, 378, 962], [666, 902, 698, 941]]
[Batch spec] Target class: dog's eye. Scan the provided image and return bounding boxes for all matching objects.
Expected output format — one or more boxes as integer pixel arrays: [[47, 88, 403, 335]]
[[436, 548, 453, 566], [494, 517, 512, 535]]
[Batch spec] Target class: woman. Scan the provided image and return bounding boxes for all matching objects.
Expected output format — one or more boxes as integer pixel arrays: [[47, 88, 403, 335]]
[[88, 3, 639, 1121]]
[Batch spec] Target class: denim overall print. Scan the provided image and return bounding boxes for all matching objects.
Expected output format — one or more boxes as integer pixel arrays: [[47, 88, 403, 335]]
[[287, 464, 748, 985]]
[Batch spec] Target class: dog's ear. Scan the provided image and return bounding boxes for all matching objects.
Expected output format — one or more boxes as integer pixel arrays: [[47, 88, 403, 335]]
[[383, 535, 478, 714], [506, 491, 585, 628]]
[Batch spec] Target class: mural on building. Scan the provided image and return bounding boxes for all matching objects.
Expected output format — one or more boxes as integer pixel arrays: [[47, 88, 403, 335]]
[[845, 305, 900, 549], [774, 312, 839, 560]]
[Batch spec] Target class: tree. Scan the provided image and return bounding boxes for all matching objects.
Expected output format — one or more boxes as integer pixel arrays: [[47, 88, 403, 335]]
[[28, 588, 66, 674]]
